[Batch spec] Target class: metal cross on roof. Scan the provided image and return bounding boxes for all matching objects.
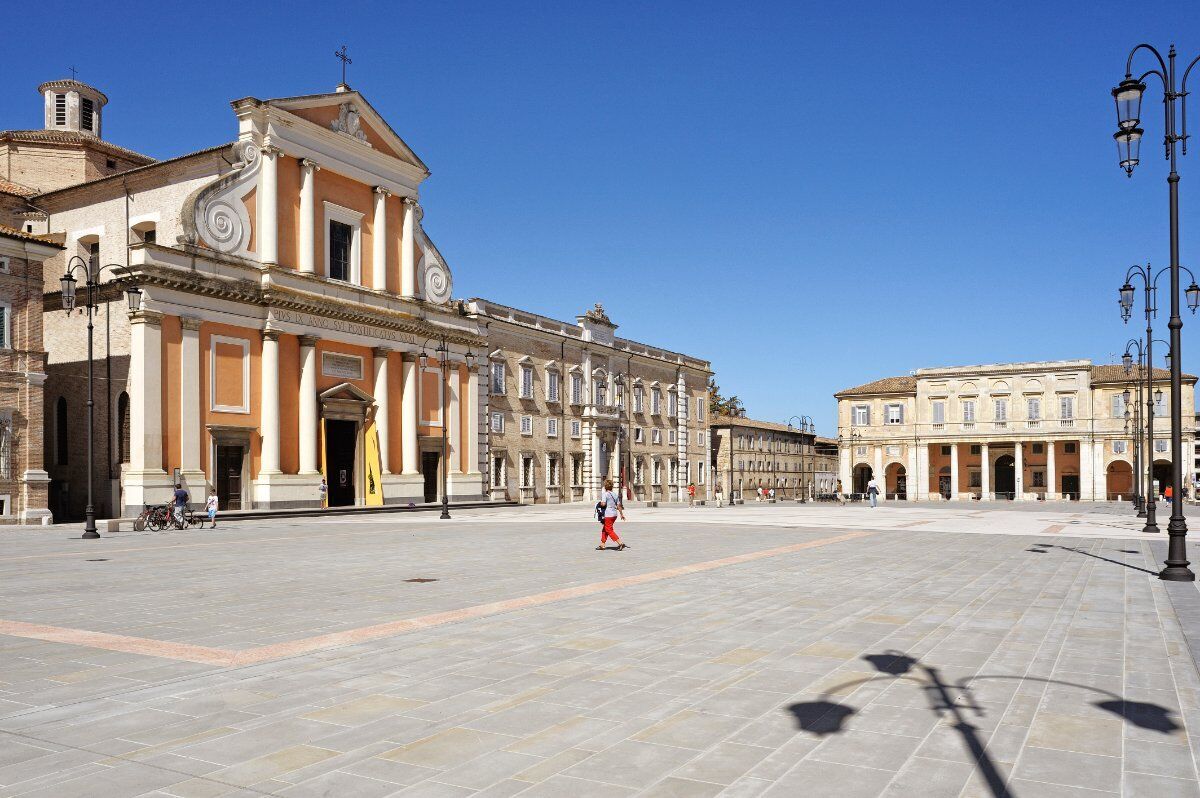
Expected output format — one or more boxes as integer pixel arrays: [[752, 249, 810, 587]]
[[69, 65, 78, 81], [334, 45, 352, 85]]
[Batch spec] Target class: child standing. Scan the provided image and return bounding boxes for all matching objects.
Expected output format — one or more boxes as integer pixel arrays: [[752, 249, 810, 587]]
[[205, 490, 219, 528]]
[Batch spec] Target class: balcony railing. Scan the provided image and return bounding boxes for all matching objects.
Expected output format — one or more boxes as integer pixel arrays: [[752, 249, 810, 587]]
[[1059, 419, 1075, 428], [1027, 420, 1041, 428], [994, 421, 1008, 429], [962, 422, 975, 429], [932, 423, 944, 430]]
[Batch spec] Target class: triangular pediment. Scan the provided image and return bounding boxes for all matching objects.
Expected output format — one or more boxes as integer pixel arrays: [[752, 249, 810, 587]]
[[265, 90, 429, 174], [319, 382, 374, 403]]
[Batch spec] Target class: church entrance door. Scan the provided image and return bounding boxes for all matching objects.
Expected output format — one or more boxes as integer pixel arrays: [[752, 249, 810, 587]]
[[325, 419, 358, 507]]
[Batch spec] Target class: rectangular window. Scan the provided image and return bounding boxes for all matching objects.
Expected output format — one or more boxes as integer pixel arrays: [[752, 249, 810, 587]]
[[1027, 398, 1041, 420], [652, 389, 662, 415], [852, 405, 870, 426], [570, 420, 581, 438], [80, 98, 94, 131], [54, 94, 66, 125], [697, 399, 705, 421], [143, 228, 156, 245], [520, 415, 533, 435], [932, 401, 945, 424], [1114, 440, 1128, 454], [491, 456, 505, 487], [328, 220, 353, 281], [962, 400, 976, 422], [572, 455, 584, 485], [1032, 471, 1046, 488], [697, 431, 705, 446], [0, 303, 9, 350], [697, 461, 705, 484], [653, 460, 662, 485], [994, 399, 1008, 421], [547, 455, 559, 487], [1032, 443, 1044, 454], [570, 373, 583, 404], [547, 371, 559, 402], [885, 404, 904, 424], [1155, 394, 1166, 416], [547, 418, 558, 437], [970, 444, 981, 455], [490, 412, 504, 433], [1065, 442, 1077, 454], [0, 256, 9, 274], [0, 422, 10, 480], [652, 429, 661, 444], [1156, 440, 1169, 453], [941, 445, 952, 456], [1059, 396, 1074, 420], [669, 430, 676, 444], [670, 460, 678, 484], [634, 388, 644, 413], [490, 362, 506, 395], [595, 381, 608, 406], [969, 470, 981, 488], [1112, 393, 1127, 418], [668, 392, 677, 417], [520, 366, 534, 398], [634, 427, 644, 443], [521, 456, 534, 488]]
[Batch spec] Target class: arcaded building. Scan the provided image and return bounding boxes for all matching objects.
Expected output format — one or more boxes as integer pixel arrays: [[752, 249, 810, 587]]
[[835, 360, 1195, 501]]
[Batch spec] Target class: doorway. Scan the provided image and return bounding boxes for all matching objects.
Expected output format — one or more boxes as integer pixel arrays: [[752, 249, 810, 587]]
[[1153, 461, 1173, 499], [938, 467, 951, 499], [994, 455, 1016, 499], [1061, 474, 1080, 500], [853, 465, 872, 495], [325, 419, 358, 507], [422, 451, 441, 503], [215, 445, 245, 510]]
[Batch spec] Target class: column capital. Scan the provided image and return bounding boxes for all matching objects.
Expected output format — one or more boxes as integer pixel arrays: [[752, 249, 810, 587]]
[[301, 158, 322, 172], [374, 186, 392, 197], [262, 330, 280, 343], [298, 334, 320, 348], [129, 308, 164, 327], [180, 315, 203, 332], [261, 144, 283, 158], [373, 346, 392, 358], [403, 196, 419, 208]]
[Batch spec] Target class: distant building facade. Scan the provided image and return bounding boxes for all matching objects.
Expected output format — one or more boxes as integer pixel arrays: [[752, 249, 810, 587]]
[[710, 415, 836, 500], [835, 360, 1196, 501], [471, 300, 711, 504], [0, 225, 61, 522]]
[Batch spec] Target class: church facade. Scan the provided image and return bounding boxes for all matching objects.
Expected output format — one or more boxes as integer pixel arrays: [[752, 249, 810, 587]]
[[1, 78, 710, 517]]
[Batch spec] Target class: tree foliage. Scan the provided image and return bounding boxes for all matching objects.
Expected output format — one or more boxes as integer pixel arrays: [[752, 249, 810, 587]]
[[708, 376, 745, 418]]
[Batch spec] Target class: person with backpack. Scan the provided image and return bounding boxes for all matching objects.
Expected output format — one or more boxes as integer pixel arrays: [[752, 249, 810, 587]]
[[596, 478, 627, 550], [867, 476, 880, 508]]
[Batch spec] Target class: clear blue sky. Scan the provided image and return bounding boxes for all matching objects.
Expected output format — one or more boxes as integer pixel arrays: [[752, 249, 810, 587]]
[[4, 1, 1200, 434]]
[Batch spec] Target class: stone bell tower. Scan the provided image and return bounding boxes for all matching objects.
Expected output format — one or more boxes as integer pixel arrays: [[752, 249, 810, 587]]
[[38, 79, 108, 138]]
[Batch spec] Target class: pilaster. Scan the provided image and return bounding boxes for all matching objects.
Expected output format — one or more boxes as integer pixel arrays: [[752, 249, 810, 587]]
[[259, 146, 280, 266], [298, 159, 320, 274]]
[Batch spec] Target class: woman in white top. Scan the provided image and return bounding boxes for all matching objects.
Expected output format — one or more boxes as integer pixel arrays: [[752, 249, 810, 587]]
[[597, 478, 627, 551]]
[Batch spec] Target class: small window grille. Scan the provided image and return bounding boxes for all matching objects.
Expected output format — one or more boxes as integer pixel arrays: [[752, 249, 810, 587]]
[[80, 98, 94, 131], [54, 94, 66, 125]]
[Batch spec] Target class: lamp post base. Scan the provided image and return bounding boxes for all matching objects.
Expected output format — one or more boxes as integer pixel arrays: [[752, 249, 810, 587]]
[[1161, 565, 1196, 581], [82, 506, 99, 539], [1143, 522, 1161, 534]]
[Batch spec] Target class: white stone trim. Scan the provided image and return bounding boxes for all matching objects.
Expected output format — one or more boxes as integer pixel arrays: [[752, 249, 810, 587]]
[[209, 335, 251, 414], [323, 201, 364, 285]]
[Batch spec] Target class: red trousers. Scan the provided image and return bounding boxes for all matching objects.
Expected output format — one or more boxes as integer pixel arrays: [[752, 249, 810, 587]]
[[601, 516, 621, 544]]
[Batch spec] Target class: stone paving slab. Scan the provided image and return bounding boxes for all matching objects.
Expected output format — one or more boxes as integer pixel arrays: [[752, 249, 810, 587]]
[[0, 504, 1198, 795]]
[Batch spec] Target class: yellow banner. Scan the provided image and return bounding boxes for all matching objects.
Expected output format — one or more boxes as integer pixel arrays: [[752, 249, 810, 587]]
[[364, 419, 384, 506]]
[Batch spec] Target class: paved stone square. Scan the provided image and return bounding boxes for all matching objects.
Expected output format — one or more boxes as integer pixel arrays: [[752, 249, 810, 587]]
[[2, 502, 1199, 796]]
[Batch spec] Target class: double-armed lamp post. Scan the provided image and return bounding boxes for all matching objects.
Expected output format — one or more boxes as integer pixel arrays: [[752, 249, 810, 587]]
[[59, 257, 142, 539], [787, 415, 815, 499], [1112, 43, 1200, 580]]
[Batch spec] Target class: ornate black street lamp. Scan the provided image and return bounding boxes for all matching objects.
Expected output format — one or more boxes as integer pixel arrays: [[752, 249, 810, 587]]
[[788, 414, 815, 500], [1119, 264, 1198, 539], [1113, 44, 1200, 580], [419, 335, 473, 520], [1123, 339, 1152, 524], [59, 257, 140, 538]]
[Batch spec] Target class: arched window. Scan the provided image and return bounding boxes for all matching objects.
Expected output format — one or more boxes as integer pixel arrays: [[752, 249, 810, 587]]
[[117, 392, 130, 464], [55, 397, 68, 466]]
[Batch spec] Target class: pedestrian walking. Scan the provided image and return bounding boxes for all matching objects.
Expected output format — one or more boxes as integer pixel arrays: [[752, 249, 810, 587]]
[[172, 483, 190, 527], [867, 476, 880, 508], [688, 482, 696, 507], [769, 487, 776, 501], [596, 478, 627, 550], [836, 479, 846, 506], [205, 489, 219, 528], [1166, 483, 1174, 503], [319, 477, 328, 509], [715, 483, 724, 507]]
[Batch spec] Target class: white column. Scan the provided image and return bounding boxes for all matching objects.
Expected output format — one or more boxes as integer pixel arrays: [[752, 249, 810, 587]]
[[372, 187, 390, 290], [917, 444, 930, 500], [950, 443, 959, 500], [467, 363, 481, 476], [1079, 439, 1094, 500], [1047, 441, 1057, 499], [298, 159, 319, 274], [129, 310, 163, 471], [1014, 441, 1024, 500], [373, 347, 391, 474], [179, 317, 202, 475], [839, 443, 852, 493], [260, 331, 281, 475], [906, 443, 918, 501], [259, 146, 279, 265], [873, 445, 885, 501], [447, 363, 460, 473], [298, 336, 319, 474], [401, 198, 417, 297], [401, 353, 419, 474], [981, 443, 991, 500]]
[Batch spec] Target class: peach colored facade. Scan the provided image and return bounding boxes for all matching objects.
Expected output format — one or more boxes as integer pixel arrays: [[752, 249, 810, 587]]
[[836, 360, 1197, 502]]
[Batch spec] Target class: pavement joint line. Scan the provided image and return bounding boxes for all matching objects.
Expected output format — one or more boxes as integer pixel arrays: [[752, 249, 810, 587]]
[[0, 530, 872, 668]]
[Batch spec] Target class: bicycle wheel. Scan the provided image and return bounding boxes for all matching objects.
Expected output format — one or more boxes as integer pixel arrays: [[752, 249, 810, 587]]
[[147, 507, 168, 532]]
